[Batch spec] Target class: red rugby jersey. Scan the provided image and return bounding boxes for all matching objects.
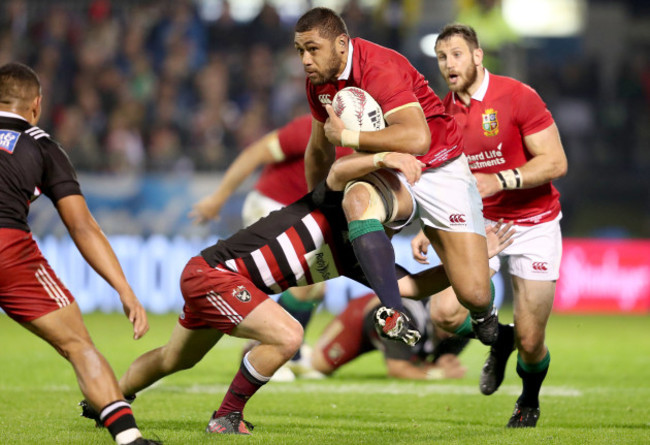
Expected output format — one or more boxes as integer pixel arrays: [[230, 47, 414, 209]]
[[255, 114, 353, 205], [306, 38, 463, 169], [443, 71, 561, 225]]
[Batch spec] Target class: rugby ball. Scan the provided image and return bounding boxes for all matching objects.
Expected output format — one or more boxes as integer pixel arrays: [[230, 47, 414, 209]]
[[332, 87, 386, 131]]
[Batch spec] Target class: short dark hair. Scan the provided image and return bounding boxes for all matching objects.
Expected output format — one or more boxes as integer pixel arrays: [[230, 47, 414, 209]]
[[0, 62, 41, 106], [435, 24, 480, 50], [295, 7, 349, 40]]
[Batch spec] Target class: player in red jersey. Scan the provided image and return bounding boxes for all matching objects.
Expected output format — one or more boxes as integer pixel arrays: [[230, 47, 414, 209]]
[[83, 151, 512, 435], [418, 24, 568, 427], [293, 7, 499, 348], [189, 114, 353, 381], [311, 293, 468, 380], [0, 63, 159, 445]]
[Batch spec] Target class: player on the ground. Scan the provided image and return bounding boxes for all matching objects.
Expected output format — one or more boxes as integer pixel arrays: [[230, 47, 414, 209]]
[[293, 7, 498, 348], [189, 113, 353, 380], [0, 62, 159, 445], [312, 292, 469, 380], [79, 150, 513, 435], [415, 24, 568, 427]]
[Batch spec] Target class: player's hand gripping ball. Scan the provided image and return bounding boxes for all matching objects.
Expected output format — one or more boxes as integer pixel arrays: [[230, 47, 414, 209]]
[[332, 87, 386, 131]]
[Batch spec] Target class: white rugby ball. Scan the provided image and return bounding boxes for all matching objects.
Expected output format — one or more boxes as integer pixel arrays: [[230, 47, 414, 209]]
[[332, 87, 385, 131]]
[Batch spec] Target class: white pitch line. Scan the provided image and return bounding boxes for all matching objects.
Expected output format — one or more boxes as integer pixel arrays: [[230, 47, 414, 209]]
[[157, 382, 582, 397], [0, 382, 588, 397]]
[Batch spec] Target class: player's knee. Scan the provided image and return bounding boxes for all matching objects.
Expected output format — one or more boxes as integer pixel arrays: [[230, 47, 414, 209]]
[[55, 334, 96, 361], [342, 183, 371, 220], [516, 332, 545, 358], [274, 321, 303, 360]]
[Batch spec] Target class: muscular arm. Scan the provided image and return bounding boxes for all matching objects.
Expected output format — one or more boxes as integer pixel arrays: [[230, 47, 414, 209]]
[[474, 123, 568, 197], [518, 122, 568, 187], [305, 117, 335, 190], [56, 195, 149, 340], [189, 130, 281, 223], [325, 104, 430, 155], [326, 151, 425, 191]]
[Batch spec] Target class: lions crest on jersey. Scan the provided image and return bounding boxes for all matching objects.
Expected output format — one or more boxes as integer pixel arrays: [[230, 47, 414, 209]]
[[0, 130, 20, 154], [482, 108, 499, 137]]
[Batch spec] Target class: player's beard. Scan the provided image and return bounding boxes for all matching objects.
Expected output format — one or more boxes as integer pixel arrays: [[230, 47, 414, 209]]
[[447, 63, 478, 94], [309, 46, 342, 85]]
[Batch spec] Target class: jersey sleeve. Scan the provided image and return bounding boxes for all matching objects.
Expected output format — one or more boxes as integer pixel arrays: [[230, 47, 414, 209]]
[[276, 115, 312, 160], [40, 139, 82, 202], [364, 68, 419, 116], [513, 83, 555, 137]]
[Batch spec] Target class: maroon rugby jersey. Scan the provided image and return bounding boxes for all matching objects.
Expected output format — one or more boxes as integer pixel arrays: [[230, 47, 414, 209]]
[[201, 183, 366, 294], [306, 38, 463, 169], [443, 71, 560, 224]]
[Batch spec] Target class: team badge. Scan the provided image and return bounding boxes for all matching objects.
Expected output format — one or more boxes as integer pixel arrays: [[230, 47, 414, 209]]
[[0, 130, 20, 154], [481, 108, 499, 137], [232, 285, 251, 303]]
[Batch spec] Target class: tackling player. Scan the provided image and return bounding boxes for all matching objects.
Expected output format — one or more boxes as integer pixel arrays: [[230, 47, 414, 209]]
[[417, 24, 568, 427], [293, 7, 498, 348], [189, 113, 353, 380], [0, 62, 159, 445], [79, 151, 513, 435]]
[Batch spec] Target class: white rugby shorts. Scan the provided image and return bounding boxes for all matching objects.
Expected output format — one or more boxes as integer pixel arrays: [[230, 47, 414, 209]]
[[411, 154, 485, 236], [487, 213, 563, 281], [241, 190, 285, 228]]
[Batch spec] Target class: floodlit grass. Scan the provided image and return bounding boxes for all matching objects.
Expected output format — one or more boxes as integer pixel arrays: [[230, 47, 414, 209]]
[[1, 309, 649, 444]]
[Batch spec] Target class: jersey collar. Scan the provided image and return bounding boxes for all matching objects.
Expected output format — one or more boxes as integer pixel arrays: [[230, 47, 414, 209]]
[[337, 40, 354, 81], [0, 110, 28, 122], [452, 68, 490, 104]]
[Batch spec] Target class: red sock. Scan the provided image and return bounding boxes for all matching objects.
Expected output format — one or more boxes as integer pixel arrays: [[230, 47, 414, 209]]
[[216, 354, 268, 416]]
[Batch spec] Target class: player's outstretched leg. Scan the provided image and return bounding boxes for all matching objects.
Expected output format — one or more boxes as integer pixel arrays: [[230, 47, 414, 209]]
[[480, 323, 515, 395]]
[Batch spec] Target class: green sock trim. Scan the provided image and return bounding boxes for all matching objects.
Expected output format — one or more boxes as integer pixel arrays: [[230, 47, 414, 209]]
[[348, 219, 384, 242], [517, 350, 551, 373], [454, 315, 474, 337], [279, 290, 318, 312]]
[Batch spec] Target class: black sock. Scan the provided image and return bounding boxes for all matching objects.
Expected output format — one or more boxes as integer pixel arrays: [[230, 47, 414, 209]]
[[349, 219, 403, 312], [99, 400, 139, 441], [516, 351, 550, 408]]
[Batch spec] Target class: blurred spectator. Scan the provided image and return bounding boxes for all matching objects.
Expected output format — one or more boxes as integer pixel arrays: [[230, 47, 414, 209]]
[[0, 0, 646, 237]]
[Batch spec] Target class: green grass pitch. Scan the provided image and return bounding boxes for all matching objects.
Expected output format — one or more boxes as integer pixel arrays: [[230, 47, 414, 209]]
[[1, 308, 649, 444]]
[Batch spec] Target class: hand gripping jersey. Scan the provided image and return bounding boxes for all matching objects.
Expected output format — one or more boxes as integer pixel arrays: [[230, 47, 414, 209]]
[[0, 112, 81, 232], [443, 71, 561, 225], [201, 182, 369, 295], [306, 38, 463, 169]]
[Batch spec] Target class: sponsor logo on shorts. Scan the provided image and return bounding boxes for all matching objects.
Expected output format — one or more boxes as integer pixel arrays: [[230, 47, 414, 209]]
[[449, 213, 467, 225], [532, 261, 549, 272], [232, 285, 251, 302], [318, 94, 332, 105]]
